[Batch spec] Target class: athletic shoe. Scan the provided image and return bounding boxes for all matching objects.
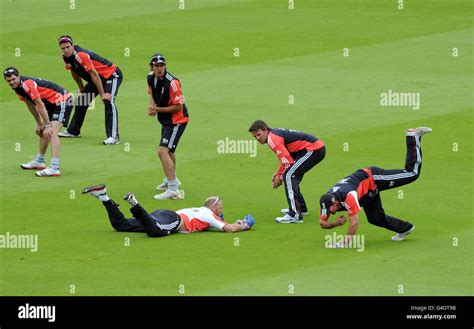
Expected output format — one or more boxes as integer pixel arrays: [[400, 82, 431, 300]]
[[103, 137, 120, 145], [275, 214, 303, 224], [156, 178, 181, 191], [154, 189, 184, 200], [281, 208, 309, 216], [21, 160, 46, 170], [82, 184, 107, 198], [406, 127, 432, 137], [123, 192, 138, 206], [391, 225, 415, 241], [35, 167, 61, 177], [58, 130, 81, 138]]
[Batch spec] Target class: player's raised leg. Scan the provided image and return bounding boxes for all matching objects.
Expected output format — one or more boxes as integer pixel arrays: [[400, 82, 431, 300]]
[[371, 127, 432, 191], [82, 185, 145, 232]]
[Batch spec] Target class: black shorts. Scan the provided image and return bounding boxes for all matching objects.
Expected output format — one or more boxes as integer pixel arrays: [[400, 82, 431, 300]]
[[160, 123, 187, 153], [47, 99, 73, 128], [148, 209, 181, 237]]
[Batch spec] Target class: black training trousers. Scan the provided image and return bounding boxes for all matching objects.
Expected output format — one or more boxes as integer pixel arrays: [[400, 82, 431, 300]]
[[362, 135, 424, 233], [68, 68, 123, 139], [102, 200, 181, 237], [283, 147, 326, 219]]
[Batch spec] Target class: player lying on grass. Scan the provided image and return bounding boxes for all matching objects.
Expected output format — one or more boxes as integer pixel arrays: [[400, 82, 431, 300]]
[[3, 67, 73, 177], [82, 184, 255, 237], [319, 127, 432, 247]]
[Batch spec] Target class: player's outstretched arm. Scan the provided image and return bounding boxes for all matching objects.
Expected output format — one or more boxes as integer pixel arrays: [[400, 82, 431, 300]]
[[222, 214, 255, 232]]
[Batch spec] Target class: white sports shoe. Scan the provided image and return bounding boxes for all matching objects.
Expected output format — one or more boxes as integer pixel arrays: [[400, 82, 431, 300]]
[[391, 225, 415, 241], [156, 178, 181, 191], [35, 167, 61, 177], [103, 137, 120, 145], [281, 208, 309, 216], [154, 189, 184, 200], [406, 127, 432, 137], [58, 130, 81, 138], [21, 160, 46, 170], [82, 184, 107, 198], [275, 214, 303, 224]]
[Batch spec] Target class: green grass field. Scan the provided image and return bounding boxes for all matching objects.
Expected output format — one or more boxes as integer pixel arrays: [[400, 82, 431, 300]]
[[0, 0, 472, 296]]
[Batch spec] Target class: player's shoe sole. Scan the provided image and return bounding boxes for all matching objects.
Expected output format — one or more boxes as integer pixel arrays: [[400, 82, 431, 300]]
[[21, 163, 46, 170], [406, 127, 432, 137], [82, 184, 107, 194]]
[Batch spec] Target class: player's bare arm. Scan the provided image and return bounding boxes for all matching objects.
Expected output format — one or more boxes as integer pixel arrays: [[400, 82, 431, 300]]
[[222, 221, 250, 233], [147, 95, 157, 116], [25, 99, 43, 136], [71, 70, 84, 92], [345, 214, 359, 238], [153, 104, 183, 114], [320, 215, 346, 229], [89, 68, 111, 101], [32, 98, 52, 138], [272, 173, 282, 189]]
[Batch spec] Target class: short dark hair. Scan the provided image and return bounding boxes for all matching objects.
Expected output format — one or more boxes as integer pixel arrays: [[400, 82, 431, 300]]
[[3, 67, 19, 79], [248, 120, 270, 132], [58, 35, 73, 45]]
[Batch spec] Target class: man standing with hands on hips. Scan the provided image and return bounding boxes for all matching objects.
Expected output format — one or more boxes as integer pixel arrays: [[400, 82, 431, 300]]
[[58, 35, 123, 145], [147, 53, 189, 200]]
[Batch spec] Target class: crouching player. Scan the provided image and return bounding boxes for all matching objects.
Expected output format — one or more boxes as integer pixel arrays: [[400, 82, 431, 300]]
[[319, 127, 432, 247], [4, 67, 73, 177], [82, 184, 255, 237]]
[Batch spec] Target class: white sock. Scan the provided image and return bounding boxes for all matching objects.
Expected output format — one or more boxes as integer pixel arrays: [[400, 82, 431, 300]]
[[126, 195, 138, 207], [98, 194, 110, 202], [168, 179, 179, 191], [50, 157, 60, 170], [36, 153, 45, 163]]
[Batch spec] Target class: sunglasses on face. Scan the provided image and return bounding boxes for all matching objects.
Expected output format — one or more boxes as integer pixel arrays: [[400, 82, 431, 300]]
[[58, 36, 73, 44], [3, 68, 16, 75]]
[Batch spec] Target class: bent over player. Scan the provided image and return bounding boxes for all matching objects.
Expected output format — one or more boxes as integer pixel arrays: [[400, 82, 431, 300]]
[[82, 184, 255, 237], [249, 120, 326, 223], [58, 35, 123, 145], [4, 67, 73, 177], [319, 127, 432, 246]]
